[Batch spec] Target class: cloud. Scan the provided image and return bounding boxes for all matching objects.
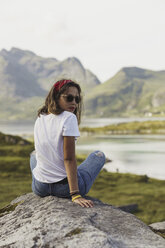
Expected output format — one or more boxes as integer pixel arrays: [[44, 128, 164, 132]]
[[0, 0, 164, 81]]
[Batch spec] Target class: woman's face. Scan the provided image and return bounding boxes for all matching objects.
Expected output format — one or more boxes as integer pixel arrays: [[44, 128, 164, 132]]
[[58, 86, 79, 113]]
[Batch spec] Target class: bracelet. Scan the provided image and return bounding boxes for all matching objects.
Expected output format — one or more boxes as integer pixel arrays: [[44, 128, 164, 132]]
[[70, 191, 80, 196], [70, 190, 79, 193], [72, 195, 81, 202]]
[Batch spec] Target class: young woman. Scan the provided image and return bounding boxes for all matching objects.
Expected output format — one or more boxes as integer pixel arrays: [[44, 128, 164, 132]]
[[30, 79, 106, 208]]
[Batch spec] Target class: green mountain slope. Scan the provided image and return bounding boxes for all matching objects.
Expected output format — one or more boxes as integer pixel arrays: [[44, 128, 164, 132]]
[[0, 47, 165, 120], [84, 67, 165, 117], [0, 47, 101, 120]]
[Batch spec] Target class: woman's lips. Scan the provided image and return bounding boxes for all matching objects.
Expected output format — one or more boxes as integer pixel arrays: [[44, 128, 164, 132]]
[[69, 107, 75, 111]]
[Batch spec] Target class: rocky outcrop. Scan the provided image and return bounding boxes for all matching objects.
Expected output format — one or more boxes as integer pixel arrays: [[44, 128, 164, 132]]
[[0, 193, 165, 248], [149, 221, 165, 239], [149, 221, 165, 231]]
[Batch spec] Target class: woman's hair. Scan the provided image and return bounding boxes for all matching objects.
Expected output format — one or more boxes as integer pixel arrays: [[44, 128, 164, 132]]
[[37, 79, 82, 124]]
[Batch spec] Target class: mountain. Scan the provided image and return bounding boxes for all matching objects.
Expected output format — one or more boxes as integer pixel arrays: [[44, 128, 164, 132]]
[[0, 47, 100, 96], [0, 47, 165, 120], [0, 47, 100, 120], [84, 67, 165, 117]]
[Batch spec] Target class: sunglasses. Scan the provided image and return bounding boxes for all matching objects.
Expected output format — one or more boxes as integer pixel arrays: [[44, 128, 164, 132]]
[[61, 94, 81, 104]]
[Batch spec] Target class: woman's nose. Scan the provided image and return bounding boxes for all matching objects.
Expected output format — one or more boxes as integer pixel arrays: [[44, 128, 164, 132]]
[[72, 98, 76, 103]]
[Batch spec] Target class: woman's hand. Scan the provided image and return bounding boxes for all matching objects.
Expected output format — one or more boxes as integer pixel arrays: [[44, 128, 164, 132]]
[[73, 197, 94, 208]]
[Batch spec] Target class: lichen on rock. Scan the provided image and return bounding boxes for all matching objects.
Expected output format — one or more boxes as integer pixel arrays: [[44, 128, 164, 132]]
[[0, 200, 24, 217], [0, 193, 165, 248]]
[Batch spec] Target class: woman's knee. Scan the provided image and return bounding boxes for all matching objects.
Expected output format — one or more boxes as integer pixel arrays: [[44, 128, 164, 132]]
[[93, 150, 106, 164]]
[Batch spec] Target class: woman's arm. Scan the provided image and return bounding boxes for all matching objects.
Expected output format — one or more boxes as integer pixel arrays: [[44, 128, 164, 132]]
[[63, 136, 79, 191], [63, 136, 94, 208]]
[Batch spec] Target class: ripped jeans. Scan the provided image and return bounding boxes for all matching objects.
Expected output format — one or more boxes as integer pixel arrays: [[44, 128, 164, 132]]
[[30, 151, 106, 198]]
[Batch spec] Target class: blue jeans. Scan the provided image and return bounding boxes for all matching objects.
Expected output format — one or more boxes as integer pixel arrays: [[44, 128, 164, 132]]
[[30, 150, 106, 198]]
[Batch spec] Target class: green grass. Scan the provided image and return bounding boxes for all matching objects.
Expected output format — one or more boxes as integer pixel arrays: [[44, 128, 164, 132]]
[[0, 144, 34, 156], [80, 120, 165, 134], [84, 68, 165, 117], [87, 170, 165, 224], [0, 144, 34, 208], [0, 142, 165, 226], [0, 173, 32, 208]]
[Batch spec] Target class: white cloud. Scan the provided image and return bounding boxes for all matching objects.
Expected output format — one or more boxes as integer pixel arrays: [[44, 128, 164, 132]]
[[0, 0, 164, 81]]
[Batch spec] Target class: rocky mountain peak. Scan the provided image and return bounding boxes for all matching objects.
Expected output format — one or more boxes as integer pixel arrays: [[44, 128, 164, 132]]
[[65, 56, 83, 66], [0, 47, 35, 62], [119, 66, 154, 80], [0, 47, 101, 98], [11, 47, 36, 57]]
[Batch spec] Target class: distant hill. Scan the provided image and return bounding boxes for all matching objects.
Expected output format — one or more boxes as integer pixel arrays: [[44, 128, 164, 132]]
[[84, 67, 165, 117], [0, 131, 31, 145], [0, 47, 165, 120], [0, 47, 100, 120]]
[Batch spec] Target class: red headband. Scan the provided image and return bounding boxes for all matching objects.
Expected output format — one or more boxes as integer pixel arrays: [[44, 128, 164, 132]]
[[54, 80, 73, 92]]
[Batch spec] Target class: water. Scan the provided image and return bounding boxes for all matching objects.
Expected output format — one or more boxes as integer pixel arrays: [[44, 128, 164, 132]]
[[81, 116, 165, 127], [0, 118, 165, 180], [76, 135, 165, 180], [0, 121, 35, 136], [1, 116, 165, 134]]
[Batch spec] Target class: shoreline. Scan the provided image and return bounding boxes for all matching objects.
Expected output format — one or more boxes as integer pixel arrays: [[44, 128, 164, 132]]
[[80, 120, 165, 135], [0, 119, 165, 137], [76, 153, 165, 181]]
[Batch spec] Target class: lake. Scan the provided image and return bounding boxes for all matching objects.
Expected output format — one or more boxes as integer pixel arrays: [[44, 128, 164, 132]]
[[76, 135, 165, 180], [0, 118, 165, 180], [1, 116, 165, 134]]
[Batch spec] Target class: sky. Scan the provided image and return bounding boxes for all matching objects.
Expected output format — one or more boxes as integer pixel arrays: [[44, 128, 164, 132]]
[[0, 0, 165, 82]]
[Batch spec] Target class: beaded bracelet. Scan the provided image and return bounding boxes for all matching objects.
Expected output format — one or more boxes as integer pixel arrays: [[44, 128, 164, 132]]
[[72, 195, 81, 202]]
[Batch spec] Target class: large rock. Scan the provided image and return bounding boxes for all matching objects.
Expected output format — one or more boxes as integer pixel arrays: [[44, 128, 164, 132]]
[[149, 221, 165, 232], [0, 193, 165, 248], [149, 221, 165, 239]]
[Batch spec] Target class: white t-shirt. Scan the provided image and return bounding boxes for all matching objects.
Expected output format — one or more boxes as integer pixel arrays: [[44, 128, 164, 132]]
[[33, 111, 80, 183]]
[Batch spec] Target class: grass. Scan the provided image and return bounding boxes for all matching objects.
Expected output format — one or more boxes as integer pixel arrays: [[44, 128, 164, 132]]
[[87, 170, 165, 224], [80, 120, 165, 134], [0, 141, 165, 226], [0, 150, 33, 208], [0, 173, 32, 208]]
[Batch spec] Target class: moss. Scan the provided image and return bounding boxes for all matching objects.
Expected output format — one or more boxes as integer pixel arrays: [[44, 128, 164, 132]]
[[65, 228, 82, 237], [150, 227, 165, 239], [156, 232, 165, 239], [0, 200, 24, 217]]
